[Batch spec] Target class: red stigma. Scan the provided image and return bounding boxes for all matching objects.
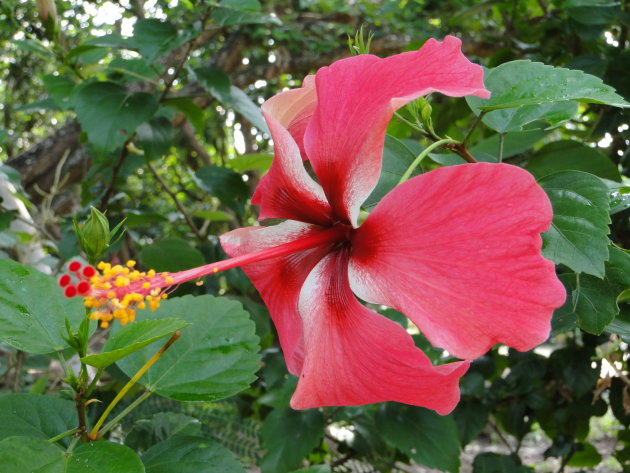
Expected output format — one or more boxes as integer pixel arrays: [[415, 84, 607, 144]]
[[82, 266, 96, 278], [68, 261, 82, 272], [58, 274, 71, 287], [77, 281, 91, 295], [64, 285, 78, 298]]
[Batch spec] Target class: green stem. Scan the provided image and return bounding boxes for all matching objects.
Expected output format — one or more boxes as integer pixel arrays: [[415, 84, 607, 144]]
[[88, 331, 181, 440], [463, 111, 486, 146], [98, 390, 154, 438], [498, 133, 505, 163], [48, 428, 81, 444], [66, 435, 81, 454], [398, 138, 459, 185], [85, 368, 104, 397]]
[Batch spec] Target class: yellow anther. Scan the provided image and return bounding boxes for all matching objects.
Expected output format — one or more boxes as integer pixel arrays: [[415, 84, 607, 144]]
[[127, 260, 136, 268], [142, 282, 151, 289], [107, 291, 116, 299], [165, 276, 174, 284], [213, 267, 218, 273], [115, 276, 130, 287], [138, 301, 146, 310], [101, 322, 109, 328], [147, 269, 156, 277]]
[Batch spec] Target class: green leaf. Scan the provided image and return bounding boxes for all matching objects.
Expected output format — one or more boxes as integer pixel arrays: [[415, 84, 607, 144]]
[[228, 153, 273, 173], [376, 403, 461, 473], [42, 75, 76, 110], [129, 19, 190, 61], [0, 259, 86, 353], [140, 238, 205, 273], [125, 413, 202, 451], [605, 305, 630, 342], [291, 467, 331, 473], [469, 129, 547, 161], [566, 442, 602, 467], [480, 101, 578, 133], [539, 171, 610, 277], [192, 67, 268, 132], [0, 394, 77, 443], [192, 210, 233, 222], [143, 436, 245, 473], [114, 295, 260, 401], [163, 97, 205, 134], [472, 452, 534, 473], [466, 60, 628, 111], [608, 183, 630, 215], [108, 58, 160, 83], [12, 38, 52, 57], [259, 409, 325, 473], [559, 247, 630, 334], [0, 436, 65, 473], [211, 0, 281, 27], [75, 82, 158, 152], [81, 318, 190, 369], [364, 135, 419, 210], [137, 117, 175, 159], [67, 441, 145, 473], [526, 140, 621, 181], [453, 400, 490, 446], [194, 165, 250, 215]]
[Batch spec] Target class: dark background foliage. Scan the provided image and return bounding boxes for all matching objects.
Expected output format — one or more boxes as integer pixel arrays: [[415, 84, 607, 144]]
[[0, 0, 629, 472]]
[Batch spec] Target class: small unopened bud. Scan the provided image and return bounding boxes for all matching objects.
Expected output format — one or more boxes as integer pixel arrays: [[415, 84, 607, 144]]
[[74, 207, 125, 264], [37, 0, 57, 23]]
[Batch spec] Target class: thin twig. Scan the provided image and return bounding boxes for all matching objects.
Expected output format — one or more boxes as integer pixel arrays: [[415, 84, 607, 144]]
[[11, 350, 25, 392], [145, 160, 204, 240]]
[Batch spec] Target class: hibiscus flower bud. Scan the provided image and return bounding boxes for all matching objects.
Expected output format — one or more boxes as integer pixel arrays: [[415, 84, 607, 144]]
[[74, 207, 125, 264]]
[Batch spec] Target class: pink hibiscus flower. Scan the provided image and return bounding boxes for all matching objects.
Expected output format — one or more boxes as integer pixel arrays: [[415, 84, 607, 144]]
[[66, 36, 566, 415]]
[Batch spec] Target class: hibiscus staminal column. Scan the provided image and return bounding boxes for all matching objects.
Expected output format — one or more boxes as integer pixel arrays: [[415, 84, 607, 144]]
[[61, 224, 349, 328]]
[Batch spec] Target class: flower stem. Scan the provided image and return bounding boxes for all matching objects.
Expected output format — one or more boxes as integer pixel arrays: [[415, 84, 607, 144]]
[[88, 331, 181, 440], [98, 390, 154, 438], [398, 138, 459, 185], [48, 428, 81, 444]]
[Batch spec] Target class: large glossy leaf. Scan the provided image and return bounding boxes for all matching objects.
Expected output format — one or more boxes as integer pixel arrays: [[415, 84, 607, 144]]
[[67, 442, 145, 473], [467, 60, 628, 111], [137, 117, 175, 159], [0, 436, 65, 473], [75, 82, 158, 152], [0, 259, 86, 353], [539, 171, 610, 277], [81, 318, 190, 369], [0, 394, 77, 444], [143, 436, 245, 473], [526, 140, 621, 181], [114, 295, 260, 401], [480, 101, 578, 133], [140, 238, 205, 273], [259, 409, 325, 473], [376, 403, 461, 473]]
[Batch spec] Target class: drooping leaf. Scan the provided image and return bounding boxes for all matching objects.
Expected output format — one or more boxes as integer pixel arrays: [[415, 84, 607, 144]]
[[376, 403, 461, 473], [137, 116, 175, 159], [143, 436, 246, 473], [114, 295, 260, 401], [526, 140, 621, 181], [466, 60, 628, 112], [259, 409, 325, 473], [140, 238, 205, 273], [81, 319, 190, 369], [0, 436, 65, 473], [67, 441, 145, 473], [211, 0, 281, 27], [128, 19, 192, 61], [0, 394, 77, 444], [194, 165, 250, 215], [192, 67, 268, 132], [364, 135, 419, 210], [163, 97, 205, 134], [42, 75, 76, 110], [75, 82, 158, 152], [539, 170, 610, 277], [0, 259, 86, 353]]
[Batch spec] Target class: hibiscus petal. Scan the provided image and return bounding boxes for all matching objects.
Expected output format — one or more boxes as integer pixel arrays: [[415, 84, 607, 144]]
[[291, 250, 469, 414], [251, 77, 332, 225], [220, 221, 331, 374], [349, 163, 566, 360], [304, 35, 490, 226]]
